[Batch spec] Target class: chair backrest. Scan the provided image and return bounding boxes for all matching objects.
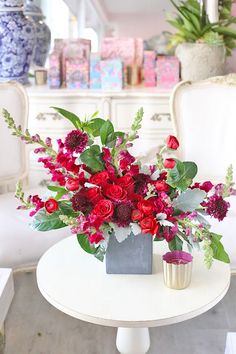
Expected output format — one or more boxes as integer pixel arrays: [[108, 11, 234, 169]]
[[171, 74, 236, 182], [0, 82, 28, 190]]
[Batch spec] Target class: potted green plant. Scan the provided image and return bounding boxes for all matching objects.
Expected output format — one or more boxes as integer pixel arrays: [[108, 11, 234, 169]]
[[167, 0, 236, 81]]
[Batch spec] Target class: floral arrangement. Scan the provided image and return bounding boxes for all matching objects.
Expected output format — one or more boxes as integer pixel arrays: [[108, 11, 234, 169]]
[[2, 107, 235, 267]]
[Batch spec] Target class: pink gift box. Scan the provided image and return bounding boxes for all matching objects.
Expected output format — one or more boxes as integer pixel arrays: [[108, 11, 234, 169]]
[[101, 37, 136, 66], [65, 58, 89, 89], [143, 69, 156, 87], [156, 56, 180, 88], [144, 51, 156, 70], [135, 38, 144, 67]]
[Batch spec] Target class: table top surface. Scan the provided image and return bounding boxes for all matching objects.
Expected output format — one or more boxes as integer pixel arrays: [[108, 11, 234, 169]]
[[36, 236, 230, 328]]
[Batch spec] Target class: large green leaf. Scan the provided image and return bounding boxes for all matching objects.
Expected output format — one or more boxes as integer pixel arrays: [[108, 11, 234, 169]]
[[168, 235, 183, 251], [31, 201, 78, 231], [173, 189, 206, 212], [210, 233, 230, 264], [47, 185, 68, 200], [100, 120, 114, 145], [167, 161, 198, 191], [87, 118, 106, 137], [77, 234, 97, 254], [80, 145, 104, 172], [52, 107, 82, 129]]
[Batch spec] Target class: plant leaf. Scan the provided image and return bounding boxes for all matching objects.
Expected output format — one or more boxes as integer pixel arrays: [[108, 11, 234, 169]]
[[77, 234, 96, 254], [173, 189, 206, 212], [100, 120, 114, 145], [52, 107, 82, 129], [80, 145, 104, 172], [168, 235, 183, 251], [210, 233, 230, 263]]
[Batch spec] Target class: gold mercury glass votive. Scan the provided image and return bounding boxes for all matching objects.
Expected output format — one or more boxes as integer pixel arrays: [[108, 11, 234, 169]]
[[163, 251, 193, 290], [34, 69, 47, 85]]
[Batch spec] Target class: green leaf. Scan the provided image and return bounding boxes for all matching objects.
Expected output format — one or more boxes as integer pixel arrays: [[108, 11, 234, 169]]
[[167, 161, 198, 191], [77, 234, 96, 254], [87, 118, 106, 137], [52, 107, 82, 129], [80, 145, 104, 172], [100, 120, 114, 145], [210, 233, 230, 263], [168, 235, 183, 251], [47, 185, 68, 201], [31, 210, 67, 231], [94, 244, 106, 262], [173, 189, 206, 212], [31, 200, 78, 231]]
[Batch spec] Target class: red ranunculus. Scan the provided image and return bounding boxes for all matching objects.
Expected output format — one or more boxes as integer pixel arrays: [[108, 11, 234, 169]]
[[137, 200, 153, 215], [116, 175, 134, 194], [140, 217, 159, 236], [166, 135, 179, 150], [155, 180, 170, 192], [104, 184, 127, 201], [86, 187, 102, 204], [90, 171, 109, 187], [92, 199, 114, 220], [65, 178, 80, 191], [164, 158, 176, 169], [131, 209, 144, 221], [45, 198, 59, 214]]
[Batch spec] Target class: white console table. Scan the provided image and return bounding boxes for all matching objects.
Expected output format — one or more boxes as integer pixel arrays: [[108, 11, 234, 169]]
[[27, 86, 173, 185]]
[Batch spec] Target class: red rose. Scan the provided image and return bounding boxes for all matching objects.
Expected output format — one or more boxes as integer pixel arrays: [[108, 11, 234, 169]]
[[45, 198, 59, 214], [65, 178, 80, 191], [166, 135, 179, 150], [116, 175, 134, 194], [131, 209, 144, 221], [92, 199, 114, 220], [164, 158, 176, 169], [88, 232, 104, 244], [90, 171, 109, 187], [85, 187, 102, 204], [140, 217, 159, 236], [104, 184, 127, 201], [137, 200, 153, 215], [155, 180, 170, 192]]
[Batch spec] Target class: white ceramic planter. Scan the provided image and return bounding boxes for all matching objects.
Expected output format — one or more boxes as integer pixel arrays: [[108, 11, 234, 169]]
[[176, 43, 226, 81]]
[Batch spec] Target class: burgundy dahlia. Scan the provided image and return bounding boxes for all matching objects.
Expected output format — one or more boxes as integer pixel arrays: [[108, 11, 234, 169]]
[[65, 129, 88, 154], [113, 201, 133, 227], [133, 173, 150, 194], [203, 194, 230, 221], [71, 192, 92, 213]]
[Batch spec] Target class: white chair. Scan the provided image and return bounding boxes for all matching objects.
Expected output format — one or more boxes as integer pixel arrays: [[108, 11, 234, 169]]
[[0, 82, 69, 269], [171, 74, 236, 269]]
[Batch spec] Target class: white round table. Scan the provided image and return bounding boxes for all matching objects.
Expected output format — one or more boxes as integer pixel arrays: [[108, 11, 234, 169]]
[[36, 236, 230, 354]]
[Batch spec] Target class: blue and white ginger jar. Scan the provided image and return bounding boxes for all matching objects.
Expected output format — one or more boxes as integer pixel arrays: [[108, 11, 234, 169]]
[[0, 0, 36, 84], [24, 0, 51, 67]]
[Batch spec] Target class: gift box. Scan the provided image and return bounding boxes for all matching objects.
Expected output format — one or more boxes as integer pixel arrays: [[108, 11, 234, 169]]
[[90, 54, 101, 89], [65, 58, 89, 89], [101, 59, 123, 90], [48, 51, 61, 89], [135, 38, 144, 67], [101, 37, 136, 66], [156, 56, 180, 88], [63, 39, 91, 89], [143, 51, 156, 70], [143, 69, 156, 87]]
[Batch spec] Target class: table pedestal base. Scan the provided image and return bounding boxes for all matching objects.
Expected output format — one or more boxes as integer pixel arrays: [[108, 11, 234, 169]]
[[116, 327, 150, 354]]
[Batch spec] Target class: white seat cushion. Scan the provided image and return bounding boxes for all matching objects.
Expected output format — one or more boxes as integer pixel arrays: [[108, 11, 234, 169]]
[[0, 188, 70, 268]]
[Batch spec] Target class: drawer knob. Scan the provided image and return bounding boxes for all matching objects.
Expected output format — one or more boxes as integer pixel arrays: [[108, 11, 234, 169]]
[[151, 113, 171, 122], [36, 112, 62, 121]]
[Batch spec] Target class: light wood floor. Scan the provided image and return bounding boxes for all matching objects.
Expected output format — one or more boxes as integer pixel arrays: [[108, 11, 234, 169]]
[[2, 271, 236, 354]]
